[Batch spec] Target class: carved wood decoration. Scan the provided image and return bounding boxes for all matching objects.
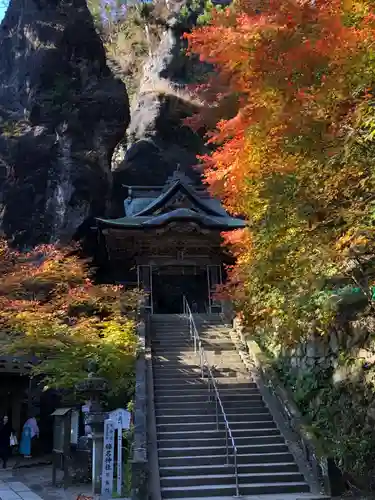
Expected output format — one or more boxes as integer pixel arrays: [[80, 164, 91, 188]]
[[104, 226, 224, 262], [154, 192, 202, 215], [155, 222, 206, 234]]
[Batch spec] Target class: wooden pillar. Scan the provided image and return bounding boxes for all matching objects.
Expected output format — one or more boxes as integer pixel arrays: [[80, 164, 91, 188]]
[[12, 390, 22, 435]]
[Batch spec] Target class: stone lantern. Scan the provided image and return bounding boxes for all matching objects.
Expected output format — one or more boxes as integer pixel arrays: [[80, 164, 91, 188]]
[[75, 361, 108, 494]]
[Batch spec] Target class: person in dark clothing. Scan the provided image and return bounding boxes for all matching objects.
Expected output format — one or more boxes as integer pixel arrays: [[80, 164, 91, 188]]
[[0, 416, 13, 469]]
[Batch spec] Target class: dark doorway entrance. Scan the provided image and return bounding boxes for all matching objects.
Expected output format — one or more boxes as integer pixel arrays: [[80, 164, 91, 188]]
[[152, 266, 208, 313]]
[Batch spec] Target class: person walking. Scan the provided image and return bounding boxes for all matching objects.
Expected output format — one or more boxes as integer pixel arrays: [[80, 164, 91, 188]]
[[19, 416, 39, 458], [0, 416, 13, 469]]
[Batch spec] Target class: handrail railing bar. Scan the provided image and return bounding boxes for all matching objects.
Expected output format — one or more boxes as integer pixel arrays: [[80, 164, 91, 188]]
[[182, 296, 240, 497]]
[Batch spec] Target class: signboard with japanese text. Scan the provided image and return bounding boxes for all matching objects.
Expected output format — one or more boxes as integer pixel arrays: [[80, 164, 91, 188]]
[[108, 408, 130, 494], [109, 408, 131, 430], [101, 419, 115, 496]]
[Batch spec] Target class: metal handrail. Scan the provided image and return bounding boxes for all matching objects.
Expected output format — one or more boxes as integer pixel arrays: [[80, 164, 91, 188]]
[[182, 296, 240, 497]]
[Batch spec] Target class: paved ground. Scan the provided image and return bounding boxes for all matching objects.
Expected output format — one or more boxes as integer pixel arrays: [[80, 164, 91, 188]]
[[0, 467, 92, 500], [0, 479, 43, 500]]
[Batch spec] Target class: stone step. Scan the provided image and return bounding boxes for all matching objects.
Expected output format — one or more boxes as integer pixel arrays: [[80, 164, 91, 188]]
[[153, 381, 258, 392], [153, 328, 229, 333], [153, 335, 231, 342], [151, 314, 223, 319], [153, 324, 228, 329], [153, 350, 237, 357], [152, 329, 229, 335], [153, 368, 245, 378], [155, 411, 272, 424], [152, 337, 192, 342], [154, 346, 236, 353], [153, 370, 248, 380], [159, 461, 300, 477], [160, 482, 310, 499], [157, 427, 281, 441], [151, 313, 222, 317], [153, 364, 203, 371], [157, 419, 277, 433], [153, 353, 240, 362], [158, 451, 296, 467], [153, 366, 245, 375], [154, 387, 258, 398], [152, 331, 191, 336], [153, 379, 251, 389], [153, 373, 245, 383], [157, 442, 289, 458], [160, 471, 306, 489], [153, 359, 243, 368], [153, 335, 228, 340], [153, 377, 206, 386], [153, 346, 237, 354], [153, 337, 234, 345], [152, 341, 232, 348], [152, 336, 192, 341], [153, 347, 235, 354], [157, 434, 285, 448], [152, 343, 194, 350], [154, 404, 267, 416], [154, 398, 264, 409], [154, 388, 260, 398], [154, 393, 263, 404]]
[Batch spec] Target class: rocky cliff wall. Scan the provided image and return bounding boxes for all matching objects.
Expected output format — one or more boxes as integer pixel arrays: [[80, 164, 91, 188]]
[[0, 0, 129, 246], [112, 10, 210, 195]]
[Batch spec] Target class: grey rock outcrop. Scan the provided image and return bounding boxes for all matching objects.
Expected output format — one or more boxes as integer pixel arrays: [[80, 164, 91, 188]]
[[113, 19, 209, 189], [0, 0, 129, 246]]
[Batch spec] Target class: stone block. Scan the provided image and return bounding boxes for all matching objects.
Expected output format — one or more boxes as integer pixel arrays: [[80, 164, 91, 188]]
[[131, 459, 148, 500]]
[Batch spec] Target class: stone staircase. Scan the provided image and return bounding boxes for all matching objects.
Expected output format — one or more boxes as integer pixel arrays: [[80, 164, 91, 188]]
[[151, 314, 321, 499]]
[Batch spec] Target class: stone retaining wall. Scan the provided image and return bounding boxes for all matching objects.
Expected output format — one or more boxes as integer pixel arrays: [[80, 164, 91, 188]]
[[231, 310, 375, 493], [229, 318, 344, 497], [131, 303, 148, 500]]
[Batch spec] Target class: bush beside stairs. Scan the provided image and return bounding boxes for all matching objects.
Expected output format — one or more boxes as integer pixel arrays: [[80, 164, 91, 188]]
[[150, 313, 329, 500]]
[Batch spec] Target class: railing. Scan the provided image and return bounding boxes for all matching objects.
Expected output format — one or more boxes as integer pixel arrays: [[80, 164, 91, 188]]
[[182, 296, 240, 497]]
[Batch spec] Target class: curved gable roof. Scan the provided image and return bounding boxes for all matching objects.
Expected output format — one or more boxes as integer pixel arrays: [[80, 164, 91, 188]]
[[96, 208, 246, 230], [132, 179, 228, 218]]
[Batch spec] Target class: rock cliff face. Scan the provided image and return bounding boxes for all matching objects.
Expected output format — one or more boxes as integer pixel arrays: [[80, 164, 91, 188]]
[[0, 0, 129, 246], [113, 16, 208, 192]]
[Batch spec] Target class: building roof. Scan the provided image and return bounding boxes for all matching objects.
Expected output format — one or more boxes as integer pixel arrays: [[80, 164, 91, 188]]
[[96, 170, 246, 231]]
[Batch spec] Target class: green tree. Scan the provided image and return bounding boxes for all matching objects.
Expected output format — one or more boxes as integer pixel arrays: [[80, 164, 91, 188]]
[[0, 240, 140, 396]]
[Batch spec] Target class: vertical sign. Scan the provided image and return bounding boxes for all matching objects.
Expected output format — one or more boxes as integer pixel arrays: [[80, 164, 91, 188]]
[[101, 419, 115, 496], [109, 409, 131, 495], [117, 415, 122, 495]]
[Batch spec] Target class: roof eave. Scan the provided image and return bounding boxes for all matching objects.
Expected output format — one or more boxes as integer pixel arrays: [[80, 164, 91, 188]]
[[96, 218, 246, 231]]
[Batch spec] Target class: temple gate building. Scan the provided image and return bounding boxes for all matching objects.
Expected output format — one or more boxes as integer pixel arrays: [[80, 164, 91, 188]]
[[95, 169, 246, 314]]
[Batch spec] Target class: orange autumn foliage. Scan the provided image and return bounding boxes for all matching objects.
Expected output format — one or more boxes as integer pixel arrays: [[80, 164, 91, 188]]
[[184, 0, 375, 337], [185, 0, 375, 207], [0, 240, 139, 392]]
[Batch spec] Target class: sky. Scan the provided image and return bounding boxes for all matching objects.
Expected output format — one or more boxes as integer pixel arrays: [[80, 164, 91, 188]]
[[0, 1, 8, 22]]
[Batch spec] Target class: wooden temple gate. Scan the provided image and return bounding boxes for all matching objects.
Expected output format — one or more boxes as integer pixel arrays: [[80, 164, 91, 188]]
[[96, 169, 246, 314]]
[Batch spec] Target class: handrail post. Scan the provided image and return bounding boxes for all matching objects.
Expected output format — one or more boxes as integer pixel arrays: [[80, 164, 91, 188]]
[[234, 450, 239, 497], [225, 427, 229, 465], [215, 396, 219, 431]]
